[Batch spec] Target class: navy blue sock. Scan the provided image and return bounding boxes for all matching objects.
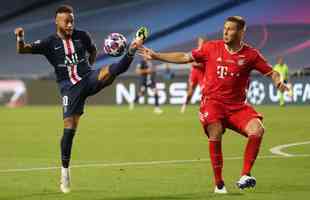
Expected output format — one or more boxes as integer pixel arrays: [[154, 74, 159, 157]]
[[61, 128, 76, 168], [109, 53, 134, 76], [134, 94, 140, 103], [155, 93, 159, 107]]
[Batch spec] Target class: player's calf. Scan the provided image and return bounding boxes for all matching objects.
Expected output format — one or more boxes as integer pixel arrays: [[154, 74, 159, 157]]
[[242, 119, 264, 176], [108, 53, 135, 77]]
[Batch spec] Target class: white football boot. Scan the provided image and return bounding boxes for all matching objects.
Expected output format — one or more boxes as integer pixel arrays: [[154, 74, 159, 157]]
[[214, 185, 228, 194], [60, 167, 71, 194], [236, 175, 256, 189], [154, 107, 163, 114]]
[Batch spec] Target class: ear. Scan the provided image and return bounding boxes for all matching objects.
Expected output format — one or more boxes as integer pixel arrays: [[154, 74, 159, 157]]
[[55, 14, 58, 25], [239, 29, 245, 38]]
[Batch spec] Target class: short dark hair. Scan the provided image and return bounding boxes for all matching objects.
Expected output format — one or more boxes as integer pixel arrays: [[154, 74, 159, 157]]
[[55, 5, 73, 17], [225, 16, 246, 31]]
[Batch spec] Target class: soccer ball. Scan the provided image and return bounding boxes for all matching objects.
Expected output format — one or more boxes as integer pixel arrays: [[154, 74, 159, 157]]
[[103, 33, 127, 57]]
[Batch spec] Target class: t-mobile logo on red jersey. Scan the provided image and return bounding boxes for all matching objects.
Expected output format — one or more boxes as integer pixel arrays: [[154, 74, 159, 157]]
[[217, 65, 228, 79]]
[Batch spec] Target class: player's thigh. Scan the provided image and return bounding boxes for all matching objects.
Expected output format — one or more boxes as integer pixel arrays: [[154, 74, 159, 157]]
[[226, 104, 263, 137], [61, 88, 86, 121], [199, 99, 226, 138], [87, 68, 116, 96], [64, 114, 81, 129]]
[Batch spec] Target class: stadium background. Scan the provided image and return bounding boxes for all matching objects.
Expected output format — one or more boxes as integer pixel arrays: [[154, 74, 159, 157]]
[[1, 1, 310, 200], [1, 0, 310, 105]]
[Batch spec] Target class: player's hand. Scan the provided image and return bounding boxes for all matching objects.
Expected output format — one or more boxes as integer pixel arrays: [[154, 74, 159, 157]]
[[277, 82, 289, 93], [192, 62, 203, 68], [138, 46, 156, 60], [14, 27, 24, 37]]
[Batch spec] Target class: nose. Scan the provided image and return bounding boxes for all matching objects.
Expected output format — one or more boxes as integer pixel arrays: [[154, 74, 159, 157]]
[[223, 29, 227, 35]]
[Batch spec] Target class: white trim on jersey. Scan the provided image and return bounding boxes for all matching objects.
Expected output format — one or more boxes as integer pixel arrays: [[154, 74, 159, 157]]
[[62, 39, 82, 85], [68, 39, 82, 82]]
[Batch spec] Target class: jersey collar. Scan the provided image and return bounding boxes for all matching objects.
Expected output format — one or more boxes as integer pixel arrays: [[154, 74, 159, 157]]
[[224, 41, 245, 55]]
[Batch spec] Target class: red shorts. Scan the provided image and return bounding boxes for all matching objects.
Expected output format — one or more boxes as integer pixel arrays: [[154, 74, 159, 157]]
[[199, 98, 263, 137], [189, 68, 204, 87]]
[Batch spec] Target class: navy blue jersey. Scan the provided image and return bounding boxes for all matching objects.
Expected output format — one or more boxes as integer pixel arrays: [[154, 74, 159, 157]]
[[30, 29, 96, 90]]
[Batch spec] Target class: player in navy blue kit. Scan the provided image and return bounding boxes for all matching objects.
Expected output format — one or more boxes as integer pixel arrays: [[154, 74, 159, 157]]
[[14, 5, 147, 193], [129, 57, 163, 114]]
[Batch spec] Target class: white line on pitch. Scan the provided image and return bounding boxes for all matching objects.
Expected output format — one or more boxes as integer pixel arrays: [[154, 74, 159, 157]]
[[269, 141, 310, 157], [0, 154, 309, 173]]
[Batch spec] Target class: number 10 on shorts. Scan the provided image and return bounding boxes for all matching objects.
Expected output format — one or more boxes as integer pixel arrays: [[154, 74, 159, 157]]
[[63, 96, 69, 113]]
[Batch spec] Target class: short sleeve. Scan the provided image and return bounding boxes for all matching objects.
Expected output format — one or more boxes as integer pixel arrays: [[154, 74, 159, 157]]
[[82, 31, 97, 53], [191, 42, 209, 63], [30, 38, 50, 55], [252, 50, 273, 75]]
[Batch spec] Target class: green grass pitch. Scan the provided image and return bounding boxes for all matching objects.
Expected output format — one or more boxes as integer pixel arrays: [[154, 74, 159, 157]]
[[0, 105, 309, 200]]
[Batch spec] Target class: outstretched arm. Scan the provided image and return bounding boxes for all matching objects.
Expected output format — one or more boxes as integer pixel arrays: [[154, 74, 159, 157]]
[[139, 46, 194, 64], [14, 27, 33, 54], [268, 70, 289, 93], [253, 51, 289, 93]]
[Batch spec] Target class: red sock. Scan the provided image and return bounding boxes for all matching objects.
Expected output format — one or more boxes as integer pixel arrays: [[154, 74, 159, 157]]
[[209, 140, 223, 186], [242, 135, 263, 176]]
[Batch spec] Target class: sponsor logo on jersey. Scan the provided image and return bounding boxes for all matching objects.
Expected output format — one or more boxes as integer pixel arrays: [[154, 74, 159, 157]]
[[238, 59, 246, 66], [54, 46, 62, 50]]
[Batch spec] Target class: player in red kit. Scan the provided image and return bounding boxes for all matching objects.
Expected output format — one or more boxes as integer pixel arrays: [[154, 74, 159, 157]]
[[181, 37, 206, 113], [139, 16, 288, 193]]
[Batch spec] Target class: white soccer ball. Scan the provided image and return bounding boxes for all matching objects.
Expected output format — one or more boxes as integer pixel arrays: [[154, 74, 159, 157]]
[[103, 33, 127, 57]]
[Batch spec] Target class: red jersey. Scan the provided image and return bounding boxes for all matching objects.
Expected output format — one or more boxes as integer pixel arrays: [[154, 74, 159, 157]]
[[192, 40, 272, 104], [189, 62, 205, 87]]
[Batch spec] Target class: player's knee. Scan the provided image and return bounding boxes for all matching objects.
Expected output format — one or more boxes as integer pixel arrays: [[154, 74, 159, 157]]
[[245, 118, 265, 137], [98, 67, 111, 81], [208, 133, 222, 141], [247, 123, 265, 137], [206, 123, 224, 140], [64, 117, 79, 129], [64, 118, 74, 129], [251, 126, 265, 137], [97, 67, 115, 88]]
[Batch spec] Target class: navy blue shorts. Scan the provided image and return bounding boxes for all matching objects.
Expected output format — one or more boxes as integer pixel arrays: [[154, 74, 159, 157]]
[[61, 68, 115, 118]]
